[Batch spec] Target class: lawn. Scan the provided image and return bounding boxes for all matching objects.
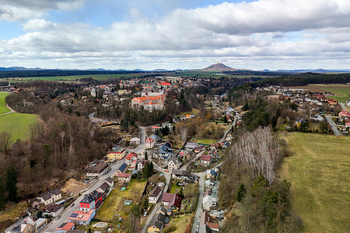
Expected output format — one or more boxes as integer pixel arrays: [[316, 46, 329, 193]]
[[0, 92, 10, 114], [98, 179, 147, 222], [163, 214, 194, 233], [282, 132, 350, 232], [0, 202, 28, 232], [193, 138, 217, 145], [0, 113, 38, 143]]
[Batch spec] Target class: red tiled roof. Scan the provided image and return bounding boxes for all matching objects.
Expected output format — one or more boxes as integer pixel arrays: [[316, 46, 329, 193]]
[[201, 154, 212, 162], [118, 173, 130, 178]]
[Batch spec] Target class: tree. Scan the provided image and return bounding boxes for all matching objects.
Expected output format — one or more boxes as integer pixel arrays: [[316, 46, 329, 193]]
[[37, 210, 43, 219], [144, 151, 148, 160], [242, 102, 250, 111], [0, 177, 5, 210], [130, 203, 141, 233], [0, 131, 12, 153], [143, 162, 154, 179], [237, 183, 246, 202], [142, 196, 149, 210], [179, 187, 184, 199], [6, 165, 18, 202]]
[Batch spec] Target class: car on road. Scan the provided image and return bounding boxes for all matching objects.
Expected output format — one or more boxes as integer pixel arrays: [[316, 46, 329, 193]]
[[165, 170, 169, 172], [70, 203, 75, 207]]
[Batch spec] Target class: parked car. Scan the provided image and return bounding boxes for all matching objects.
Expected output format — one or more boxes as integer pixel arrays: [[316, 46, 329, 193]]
[[143, 211, 147, 217], [70, 203, 75, 207]]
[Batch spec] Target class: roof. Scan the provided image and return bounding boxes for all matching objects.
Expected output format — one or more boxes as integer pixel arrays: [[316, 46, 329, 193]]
[[39, 189, 61, 201], [126, 152, 137, 160], [55, 221, 75, 231], [206, 222, 220, 230], [80, 190, 102, 205], [98, 182, 110, 192], [201, 154, 212, 162], [171, 169, 191, 176], [155, 212, 170, 224], [68, 209, 94, 222], [148, 217, 164, 230], [149, 186, 162, 198], [130, 137, 140, 141], [85, 163, 108, 174], [162, 193, 182, 209], [41, 204, 64, 213], [118, 173, 130, 178], [118, 163, 128, 172], [185, 142, 198, 149], [66, 231, 87, 233], [146, 137, 154, 143], [35, 218, 47, 227], [105, 177, 113, 185], [200, 211, 213, 225], [110, 146, 125, 153]]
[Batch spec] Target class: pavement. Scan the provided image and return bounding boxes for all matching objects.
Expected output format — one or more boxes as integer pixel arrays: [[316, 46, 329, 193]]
[[44, 122, 148, 232], [325, 115, 342, 136]]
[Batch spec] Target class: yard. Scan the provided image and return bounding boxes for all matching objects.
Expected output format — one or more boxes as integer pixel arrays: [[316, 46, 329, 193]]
[[162, 214, 194, 233], [0, 202, 29, 232], [282, 132, 350, 232]]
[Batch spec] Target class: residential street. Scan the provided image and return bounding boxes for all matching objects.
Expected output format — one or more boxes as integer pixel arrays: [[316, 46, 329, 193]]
[[325, 115, 341, 136]]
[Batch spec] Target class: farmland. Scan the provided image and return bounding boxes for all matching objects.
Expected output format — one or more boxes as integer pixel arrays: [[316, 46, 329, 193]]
[[289, 84, 350, 102], [0, 92, 10, 114], [282, 132, 350, 232], [0, 113, 38, 143]]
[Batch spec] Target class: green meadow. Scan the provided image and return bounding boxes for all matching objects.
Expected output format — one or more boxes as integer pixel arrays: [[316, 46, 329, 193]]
[[0, 92, 10, 114]]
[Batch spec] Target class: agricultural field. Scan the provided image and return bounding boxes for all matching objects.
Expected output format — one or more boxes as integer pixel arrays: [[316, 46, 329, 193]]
[[0, 92, 10, 114], [0, 113, 38, 143], [289, 84, 350, 102], [282, 132, 350, 232], [173, 71, 268, 78]]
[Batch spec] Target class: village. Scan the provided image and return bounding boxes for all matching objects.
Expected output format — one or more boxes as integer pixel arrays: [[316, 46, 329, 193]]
[[4, 75, 239, 233]]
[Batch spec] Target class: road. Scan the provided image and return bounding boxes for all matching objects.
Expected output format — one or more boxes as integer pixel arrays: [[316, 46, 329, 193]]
[[191, 172, 205, 233], [88, 112, 110, 122], [325, 115, 341, 136], [44, 123, 147, 232], [44, 159, 125, 232]]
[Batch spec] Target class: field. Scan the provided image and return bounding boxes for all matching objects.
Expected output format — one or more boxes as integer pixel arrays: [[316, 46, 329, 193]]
[[176, 108, 200, 117], [163, 213, 194, 233], [0, 113, 38, 142], [192, 138, 217, 145], [282, 132, 350, 232], [0, 92, 10, 114], [289, 84, 350, 102]]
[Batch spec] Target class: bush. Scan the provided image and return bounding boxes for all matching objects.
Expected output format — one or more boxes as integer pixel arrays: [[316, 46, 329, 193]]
[[163, 225, 177, 233]]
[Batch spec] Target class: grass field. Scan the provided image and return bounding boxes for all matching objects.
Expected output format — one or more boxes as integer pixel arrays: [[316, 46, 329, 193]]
[[177, 108, 200, 117], [282, 132, 350, 232], [98, 179, 146, 222], [0, 92, 10, 114], [289, 84, 350, 102], [163, 214, 194, 233], [0, 113, 38, 142], [193, 138, 217, 145]]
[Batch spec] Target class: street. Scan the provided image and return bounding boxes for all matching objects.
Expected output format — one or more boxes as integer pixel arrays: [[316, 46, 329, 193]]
[[325, 115, 341, 136]]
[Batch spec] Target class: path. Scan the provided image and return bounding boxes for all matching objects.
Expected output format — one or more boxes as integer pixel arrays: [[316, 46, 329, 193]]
[[325, 115, 341, 136], [0, 104, 16, 116]]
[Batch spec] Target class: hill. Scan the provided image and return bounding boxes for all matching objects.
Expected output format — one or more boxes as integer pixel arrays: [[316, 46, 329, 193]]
[[199, 62, 238, 72], [282, 132, 350, 232]]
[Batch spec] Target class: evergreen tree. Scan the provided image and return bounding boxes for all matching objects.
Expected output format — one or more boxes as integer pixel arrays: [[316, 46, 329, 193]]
[[6, 165, 18, 202], [0, 176, 5, 210], [37, 210, 43, 219], [237, 183, 246, 202], [142, 196, 149, 210], [242, 102, 250, 111], [179, 187, 184, 199], [144, 151, 148, 160]]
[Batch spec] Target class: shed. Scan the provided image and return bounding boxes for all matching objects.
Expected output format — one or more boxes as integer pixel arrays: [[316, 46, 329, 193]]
[[124, 200, 133, 205]]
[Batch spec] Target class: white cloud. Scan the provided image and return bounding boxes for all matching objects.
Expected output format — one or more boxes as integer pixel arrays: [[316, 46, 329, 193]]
[[23, 19, 55, 31], [1, 0, 350, 69]]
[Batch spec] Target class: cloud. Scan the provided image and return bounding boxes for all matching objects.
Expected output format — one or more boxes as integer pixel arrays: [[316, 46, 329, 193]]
[[23, 19, 55, 31]]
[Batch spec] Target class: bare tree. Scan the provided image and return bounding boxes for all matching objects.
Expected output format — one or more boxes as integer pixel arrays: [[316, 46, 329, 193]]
[[59, 131, 65, 154], [180, 126, 188, 142], [0, 131, 12, 153]]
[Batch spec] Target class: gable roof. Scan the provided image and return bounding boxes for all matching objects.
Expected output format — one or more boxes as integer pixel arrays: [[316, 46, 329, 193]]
[[117, 173, 130, 178], [39, 189, 61, 201], [155, 212, 170, 224], [162, 193, 182, 209], [201, 154, 212, 162], [118, 163, 127, 172], [149, 186, 162, 198], [98, 182, 110, 192]]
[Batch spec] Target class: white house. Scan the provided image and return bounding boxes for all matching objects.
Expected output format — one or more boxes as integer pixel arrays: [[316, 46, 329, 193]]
[[38, 189, 62, 206], [146, 137, 155, 149], [91, 88, 97, 97], [130, 137, 141, 145], [203, 195, 216, 211], [148, 186, 163, 204], [41, 204, 64, 217], [168, 158, 182, 170]]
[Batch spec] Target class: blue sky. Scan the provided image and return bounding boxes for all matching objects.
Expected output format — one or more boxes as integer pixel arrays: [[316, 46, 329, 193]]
[[0, 0, 350, 70]]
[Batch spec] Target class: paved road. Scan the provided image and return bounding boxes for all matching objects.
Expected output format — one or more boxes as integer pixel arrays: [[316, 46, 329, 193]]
[[325, 115, 341, 136], [191, 172, 205, 233], [44, 159, 125, 232]]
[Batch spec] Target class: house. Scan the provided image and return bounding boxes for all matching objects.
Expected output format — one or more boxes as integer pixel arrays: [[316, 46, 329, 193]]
[[54, 222, 75, 233], [137, 159, 148, 171], [209, 210, 225, 220], [130, 160, 137, 169], [206, 222, 220, 232], [167, 158, 182, 170], [161, 122, 173, 131], [185, 142, 198, 150], [201, 154, 213, 165], [161, 193, 182, 210], [146, 137, 155, 149], [105, 176, 114, 187], [38, 189, 62, 206], [5, 217, 36, 233], [107, 146, 126, 160], [150, 134, 162, 143], [97, 182, 110, 195], [154, 212, 170, 224], [80, 190, 103, 212], [194, 145, 206, 153], [130, 137, 141, 145], [200, 211, 213, 226], [171, 169, 193, 180], [86, 163, 109, 177], [147, 218, 164, 233], [206, 170, 218, 180], [41, 204, 64, 217], [67, 209, 95, 225], [115, 163, 128, 176], [149, 186, 162, 204], [117, 173, 131, 184], [156, 207, 168, 216], [154, 143, 173, 160], [126, 152, 138, 165], [203, 195, 216, 211]]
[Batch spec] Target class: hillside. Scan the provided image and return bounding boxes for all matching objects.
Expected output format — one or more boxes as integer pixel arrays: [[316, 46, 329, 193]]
[[282, 132, 350, 232], [200, 62, 237, 72]]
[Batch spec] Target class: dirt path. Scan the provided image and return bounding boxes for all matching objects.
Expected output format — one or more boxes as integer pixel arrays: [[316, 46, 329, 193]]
[[0, 104, 16, 116]]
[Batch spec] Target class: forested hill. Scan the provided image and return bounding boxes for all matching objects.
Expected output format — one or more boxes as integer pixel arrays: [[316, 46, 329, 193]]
[[230, 72, 350, 92]]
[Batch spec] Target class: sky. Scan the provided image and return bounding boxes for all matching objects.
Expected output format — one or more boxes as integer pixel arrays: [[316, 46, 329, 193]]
[[0, 0, 350, 70]]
